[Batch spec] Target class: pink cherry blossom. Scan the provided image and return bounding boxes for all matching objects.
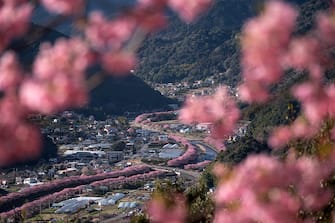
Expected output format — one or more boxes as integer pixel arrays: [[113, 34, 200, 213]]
[[134, 0, 169, 32], [293, 157, 334, 210], [19, 75, 87, 114], [238, 81, 269, 103], [214, 153, 335, 223], [132, 6, 167, 32], [0, 0, 333, 221], [40, 0, 83, 15], [101, 51, 137, 76], [285, 37, 323, 79], [239, 1, 298, 103], [292, 82, 335, 126], [0, 0, 32, 52], [0, 122, 41, 167], [316, 12, 335, 45], [85, 12, 136, 50], [184, 160, 211, 170], [167, 0, 213, 23], [269, 118, 317, 149], [33, 38, 92, 79], [137, 0, 167, 8], [147, 194, 187, 223], [214, 155, 300, 223], [0, 95, 27, 126], [268, 79, 335, 147], [268, 126, 292, 148], [0, 51, 22, 91], [179, 86, 240, 139]]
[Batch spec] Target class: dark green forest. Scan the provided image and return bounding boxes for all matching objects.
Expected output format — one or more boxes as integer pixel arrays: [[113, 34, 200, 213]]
[[136, 0, 330, 86]]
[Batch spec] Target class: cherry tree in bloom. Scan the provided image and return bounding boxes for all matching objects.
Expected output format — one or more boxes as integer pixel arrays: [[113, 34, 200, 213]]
[[32, 38, 92, 79], [239, 1, 298, 103], [208, 1, 335, 222], [147, 194, 187, 223], [0, 51, 23, 92], [101, 51, 138, 75], [213, 153, 335, 223], [264, 5, 335, 148], [20, 76, 88, 114], [20, 38, 91, 114], [85, 12, 136, 51], [179, 86, 240, 140], [0, 0, 32, 52], [0, 121, 41, 166]]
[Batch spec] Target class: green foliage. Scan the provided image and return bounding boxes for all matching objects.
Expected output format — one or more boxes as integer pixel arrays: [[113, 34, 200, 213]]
[[130, 214, 150, 223], [147, 179, 215, 223], [136, 0, 257, 84], [216, 136, 271, 165], [242, 91, 300, 140], [111, 141, 126, 151], [186, 181, 214, 223], [116, 116, 129, 126], [136, 0, 331, 87]]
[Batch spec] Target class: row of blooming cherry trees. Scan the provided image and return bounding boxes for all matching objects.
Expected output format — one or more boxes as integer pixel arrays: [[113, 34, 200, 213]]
[[0, 167, 166, 220], [167, 135, 199, 167], [184, 160, 211, 170], [2, 0, 335, 222], [134, 111, 176, 124], [0, 165, 151, 212]]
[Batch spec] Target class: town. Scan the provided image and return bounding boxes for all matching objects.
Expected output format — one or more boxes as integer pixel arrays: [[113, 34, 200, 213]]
[[0, 107, 247, 222]]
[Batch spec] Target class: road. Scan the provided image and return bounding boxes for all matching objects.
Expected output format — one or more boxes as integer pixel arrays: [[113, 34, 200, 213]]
[[149, 164, 201, 179]]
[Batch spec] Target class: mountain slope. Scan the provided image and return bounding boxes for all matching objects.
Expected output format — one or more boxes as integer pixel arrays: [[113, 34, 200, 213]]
[[137, 0, 256, 84], [11, 24, 173, 116], [87, 74, 174, 116], [136, 0, 330, 85]]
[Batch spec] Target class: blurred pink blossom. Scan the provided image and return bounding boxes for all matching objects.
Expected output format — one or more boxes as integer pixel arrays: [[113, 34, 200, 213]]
[[85, 12, 136, 50], [268, 126, 292, 148], [102, 51, 137, 75], [0, 123, 41, 166], [214, 154, 335, 222], [20, 75, 87, 114], [33, 38, 92, 79], [292, 82, 335, 126], [285, 37, 323, 79], [240, 1, 298, 103], [147, 194, 187, 223], [41, 0, 83, 15], [0, 51, 22, 91], [238, 82, 269, 103], [168, 0, 213, 23], [0, 0, 32, 52], [180, 86, 240, 139], [316, 12, 335, 45]]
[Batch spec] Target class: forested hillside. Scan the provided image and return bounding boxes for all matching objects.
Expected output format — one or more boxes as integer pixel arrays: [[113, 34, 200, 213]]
[[136, 0, 330, 86], [137, 0, 256, 84]]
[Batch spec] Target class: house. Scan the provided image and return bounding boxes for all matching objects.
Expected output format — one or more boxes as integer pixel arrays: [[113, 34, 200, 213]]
[[179, 128, 190, 134], [158, 135, 168, 142], [162, 143, 179, 149], [23, 178, 43, 186], [196, 123, 211, 131], [108, 151, 124, 163]]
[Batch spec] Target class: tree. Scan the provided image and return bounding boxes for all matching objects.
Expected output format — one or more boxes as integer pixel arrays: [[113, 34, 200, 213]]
[[3, 0, 335, 223]]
